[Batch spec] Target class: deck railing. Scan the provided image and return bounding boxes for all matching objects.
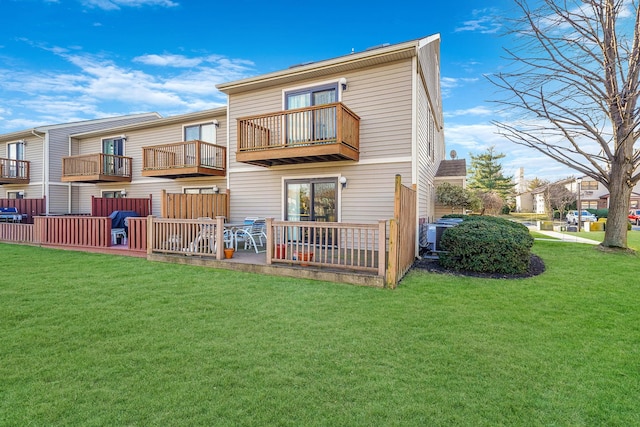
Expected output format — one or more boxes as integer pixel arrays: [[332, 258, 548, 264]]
[[34, 216, 112, 247], [0, 223, 34, 243], [0, 158, 30, 181], [142, 140, 226, 171], [266, 218, 386, 276], [147, 216, 225, 259], [62, 154, 132, 178], [237, 102, 360, 152]]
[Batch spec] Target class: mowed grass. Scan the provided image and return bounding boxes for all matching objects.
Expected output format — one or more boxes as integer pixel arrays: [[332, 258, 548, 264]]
[[1, 241, 639, 426]]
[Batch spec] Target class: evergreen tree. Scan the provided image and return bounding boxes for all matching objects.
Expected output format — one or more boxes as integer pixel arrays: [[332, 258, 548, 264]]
[[467, 146, 513, 201]]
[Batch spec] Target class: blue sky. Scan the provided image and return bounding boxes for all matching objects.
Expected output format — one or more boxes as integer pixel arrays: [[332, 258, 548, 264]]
[[0, 0, 573, 181]]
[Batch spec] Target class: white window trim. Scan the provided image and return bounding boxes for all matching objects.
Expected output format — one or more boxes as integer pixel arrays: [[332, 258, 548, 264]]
[[281, 78, 346, 110], [281, 173, 343, 222], [182, 121, 218, 145]]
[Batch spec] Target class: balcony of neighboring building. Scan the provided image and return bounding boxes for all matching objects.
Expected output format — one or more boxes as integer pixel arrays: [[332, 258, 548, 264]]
[[141, 140, 227, 178], [62, 154, 132, 183], [236, 102, 360, 167], [0, 158, 30, 185]]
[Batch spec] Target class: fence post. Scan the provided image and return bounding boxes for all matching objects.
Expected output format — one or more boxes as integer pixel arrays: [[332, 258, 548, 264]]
[[266, 218, 273, 265], [215, 216, 225, 260], [386, 218, 399, 289], [160, 190, 167, 218], [378, 219, 386, 278], [146, 215, 154, 256]]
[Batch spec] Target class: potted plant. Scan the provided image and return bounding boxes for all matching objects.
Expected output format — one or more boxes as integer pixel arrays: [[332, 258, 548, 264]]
[[297, 251, 313, 266], [224, 247, 235, 259]]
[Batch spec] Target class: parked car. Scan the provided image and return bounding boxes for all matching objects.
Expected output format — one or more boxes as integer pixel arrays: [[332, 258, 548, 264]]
[[566, 210, 597, 224], [629, 209, 640, 225]]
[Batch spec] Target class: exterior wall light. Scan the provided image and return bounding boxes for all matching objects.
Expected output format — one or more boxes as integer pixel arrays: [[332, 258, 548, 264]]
[[339, 176, 347, 189]]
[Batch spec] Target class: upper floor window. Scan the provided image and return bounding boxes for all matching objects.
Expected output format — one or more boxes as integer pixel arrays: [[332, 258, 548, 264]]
[[103, 137, 125, 156], [185, 123, 216, 143], [284, 83, 339, 144], [7, 141, 25, 160], [285, 83, 338, 110], [581, 181, 598, 191]]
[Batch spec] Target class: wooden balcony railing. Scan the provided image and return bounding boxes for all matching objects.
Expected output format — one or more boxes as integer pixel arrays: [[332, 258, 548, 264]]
[[237, 102, 360, 167], [0, 158, 30, 184], [62, 154, 132, 183], [142, 140, 226, 178]]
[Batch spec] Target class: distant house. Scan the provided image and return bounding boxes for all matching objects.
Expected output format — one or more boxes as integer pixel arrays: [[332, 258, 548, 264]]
[[0, 113, 160, 214], [434, 158, 467, 218]]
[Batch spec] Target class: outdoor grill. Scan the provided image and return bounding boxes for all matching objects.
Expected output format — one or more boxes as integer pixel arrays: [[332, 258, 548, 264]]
[[0, 207, 24, 223]]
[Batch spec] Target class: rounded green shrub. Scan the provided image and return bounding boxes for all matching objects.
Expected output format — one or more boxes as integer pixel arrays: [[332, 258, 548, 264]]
[[439, 216, 534, 274]]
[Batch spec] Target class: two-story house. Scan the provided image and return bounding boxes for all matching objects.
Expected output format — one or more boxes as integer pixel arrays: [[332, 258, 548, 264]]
[[216, 34, 444, 226]]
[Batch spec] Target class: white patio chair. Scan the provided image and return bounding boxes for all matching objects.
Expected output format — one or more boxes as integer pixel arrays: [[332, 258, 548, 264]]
[[234, 218, 267, 253]]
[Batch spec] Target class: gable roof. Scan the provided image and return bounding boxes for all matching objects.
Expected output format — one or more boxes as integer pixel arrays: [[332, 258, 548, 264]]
[[0, 112, 161, 142], [216, 34, 440, 95], [435, 159, 466, 177]]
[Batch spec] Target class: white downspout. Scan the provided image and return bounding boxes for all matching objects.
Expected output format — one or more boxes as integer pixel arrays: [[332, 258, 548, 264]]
[[31, 129, 48, 214]]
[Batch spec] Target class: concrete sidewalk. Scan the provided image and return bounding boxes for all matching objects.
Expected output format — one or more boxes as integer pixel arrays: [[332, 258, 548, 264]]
[[530, 228, 601, 245]]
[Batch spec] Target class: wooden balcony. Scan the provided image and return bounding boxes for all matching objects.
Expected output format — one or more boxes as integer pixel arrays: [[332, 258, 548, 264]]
[[142, 140, 226, 178], [237, 102, 360, 167], [0, 158, 30, 185], [62, 154, 132, 183]]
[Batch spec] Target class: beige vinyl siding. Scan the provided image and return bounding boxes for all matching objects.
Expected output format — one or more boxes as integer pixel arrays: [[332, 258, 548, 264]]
[[71, 113, 227, 215], [417, 76, 436, 223], [228, 162, 411, 224], [228, 59, 414, 166], [0, 134, 45, 199], [226, 59, 415, 224]]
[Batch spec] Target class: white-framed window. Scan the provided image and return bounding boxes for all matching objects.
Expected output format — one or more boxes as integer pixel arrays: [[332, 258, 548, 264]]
[[6, 141, 26, 178], [284, 177, 338, 222], [184, 122, 217, 144], [102, 190, 125, 199], [581, 181, 598, 191], [284, 81, 342, 144], [184, 187, 219, 194], [102, 137, 126, 175], [7, 190, 24, 199]]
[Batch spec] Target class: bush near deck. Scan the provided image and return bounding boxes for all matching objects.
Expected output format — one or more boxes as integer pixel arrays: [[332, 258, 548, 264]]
[[439, 216, 534, 274]]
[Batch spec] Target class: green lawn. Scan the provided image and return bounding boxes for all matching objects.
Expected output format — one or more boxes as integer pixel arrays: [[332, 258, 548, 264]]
[[1, 242, 639, 426]]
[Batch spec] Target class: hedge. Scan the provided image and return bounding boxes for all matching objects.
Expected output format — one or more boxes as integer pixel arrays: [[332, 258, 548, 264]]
[[439, 216, 534, 274]]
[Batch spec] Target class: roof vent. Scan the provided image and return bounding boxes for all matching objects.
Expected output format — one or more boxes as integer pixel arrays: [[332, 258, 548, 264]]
[[288, 61, 315, 69], [365, 43, 390, 51]]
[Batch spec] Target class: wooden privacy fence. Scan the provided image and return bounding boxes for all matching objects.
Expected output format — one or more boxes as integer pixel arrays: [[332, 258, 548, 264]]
[[386, 175, 417, 288], [126, 217, 147, 252], [160, 190, 230, 219], [266, 218, 386, 276], [147, 216, 225, 258], [0, 223, 34, 243], [91, 195, 153, 217], [0, 197, 46, 224]]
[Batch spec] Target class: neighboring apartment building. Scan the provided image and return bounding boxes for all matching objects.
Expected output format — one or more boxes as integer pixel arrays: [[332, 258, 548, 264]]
[[0, 113, 160, 214], [216, 35, 445, 226], [63, 108, 227, 214]]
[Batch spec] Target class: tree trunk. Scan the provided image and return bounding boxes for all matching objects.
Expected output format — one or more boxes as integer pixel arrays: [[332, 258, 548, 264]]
[[602, 161, 633, 248]]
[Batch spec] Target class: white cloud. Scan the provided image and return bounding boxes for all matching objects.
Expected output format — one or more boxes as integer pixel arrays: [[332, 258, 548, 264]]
[[81, 0, 179, 11], [134, 54, 203, 68], [444, 106, 493, 118], [0, 46, 254, 132], [454, 8, 502, 34]]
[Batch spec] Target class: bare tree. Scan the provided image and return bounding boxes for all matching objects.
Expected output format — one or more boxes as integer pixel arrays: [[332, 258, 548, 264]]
[[489, 0, 640, 249], [545, 182, 577, 219]]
